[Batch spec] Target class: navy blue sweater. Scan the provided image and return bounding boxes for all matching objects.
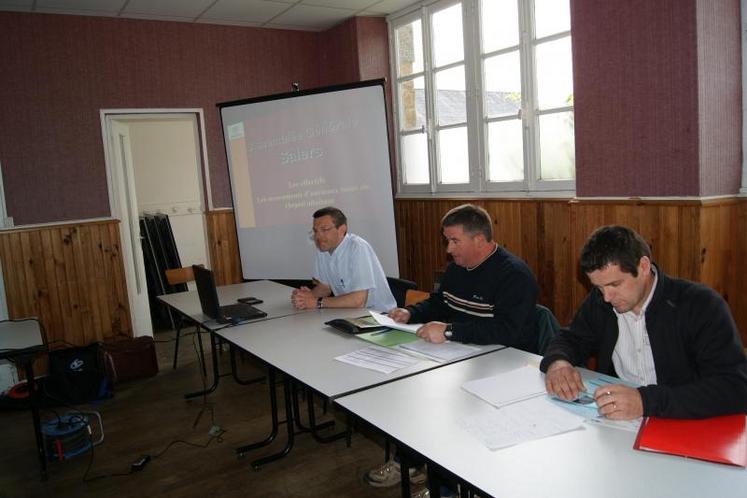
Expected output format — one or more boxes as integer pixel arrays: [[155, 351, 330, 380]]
[[407, 246, 538, 350]]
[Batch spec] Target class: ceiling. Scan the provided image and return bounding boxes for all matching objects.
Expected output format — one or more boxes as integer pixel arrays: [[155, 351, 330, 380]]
[[0, 0, 419, 31]]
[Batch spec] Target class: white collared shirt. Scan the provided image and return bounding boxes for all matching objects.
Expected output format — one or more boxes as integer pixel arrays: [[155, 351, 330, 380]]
[[611, 270, 658, 386], [313, 233, 396, 312]]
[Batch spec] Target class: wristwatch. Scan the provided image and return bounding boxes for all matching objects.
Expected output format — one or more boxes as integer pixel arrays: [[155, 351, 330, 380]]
[[316, 297, 324, 309], [444, 323, 453, 339]]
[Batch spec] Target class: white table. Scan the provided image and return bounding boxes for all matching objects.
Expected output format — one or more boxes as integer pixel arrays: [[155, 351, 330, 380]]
[[217, 308, 504, 399], [336, 347, 747, 498], [158, 279, 299, 327], [215, 306, 506, 469], [157, 280, 301, 398]]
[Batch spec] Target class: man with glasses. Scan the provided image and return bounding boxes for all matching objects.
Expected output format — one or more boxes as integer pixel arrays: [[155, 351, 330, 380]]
[[291, 206, 396, 312]]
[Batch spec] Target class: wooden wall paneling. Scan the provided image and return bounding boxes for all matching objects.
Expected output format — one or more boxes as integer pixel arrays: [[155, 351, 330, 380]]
[[19, 232, 38, 319], [537, 201, 574, 325], [568, 201, 607, 307], [48, 228, 72, 344], [675, 203, 701, 282], [73, 224, 99, 344], [38, 229, 64, 344], [734, 200, 747, 345], [58, 226, 85, 345], [91, 223, 115, 339], [0, 220, 132, 347]]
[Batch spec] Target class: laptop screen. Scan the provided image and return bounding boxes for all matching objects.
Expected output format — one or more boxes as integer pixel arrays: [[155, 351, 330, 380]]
[[192, 265, 221, 319]]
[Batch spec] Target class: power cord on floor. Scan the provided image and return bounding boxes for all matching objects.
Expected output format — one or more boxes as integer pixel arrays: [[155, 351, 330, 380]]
[[77, 328, 227, 482]]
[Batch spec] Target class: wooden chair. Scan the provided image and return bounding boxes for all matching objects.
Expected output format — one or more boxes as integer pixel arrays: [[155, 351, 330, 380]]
[[405, 289, 429, 307], [386, 276, 417, 308], [165, 266, 206, 374]]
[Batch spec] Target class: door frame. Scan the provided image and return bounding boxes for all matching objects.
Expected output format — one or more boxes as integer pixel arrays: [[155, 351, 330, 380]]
[[100, 108, 213, 336]]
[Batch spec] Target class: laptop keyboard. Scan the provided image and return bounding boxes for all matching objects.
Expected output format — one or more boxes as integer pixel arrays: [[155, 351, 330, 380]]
[[219, 303, 267, 322]]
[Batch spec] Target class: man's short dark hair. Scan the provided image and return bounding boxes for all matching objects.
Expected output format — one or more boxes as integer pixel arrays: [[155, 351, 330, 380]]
[[579, 225, 652, 277], [313, 206, 347, 228], [441, 204, 493, 241]]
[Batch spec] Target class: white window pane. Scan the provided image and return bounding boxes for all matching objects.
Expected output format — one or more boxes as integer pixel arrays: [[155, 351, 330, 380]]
[[481, 0, 519, 52], [435, 65, 466, 126], [398, 77, 426, 131], [484, 52, 522, 118], [535, 0, 570, 39], [396, 20, 424, 77], [438, 127, 469, 184], [487, 120, 524, 182], [432, 3, 464, 67], [538, 111, 575, 181], [536, 37, 573, 110], [402, 133, 430, 184]]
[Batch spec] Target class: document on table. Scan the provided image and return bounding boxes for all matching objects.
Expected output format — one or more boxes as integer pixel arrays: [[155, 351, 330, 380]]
[[397, 340, 479, 363], [550, 374, 642, 432], [334, 345, 419, 374], [458, 396, 585, 450], [368, 311, 422, 334], [461, 365, 547, 408]]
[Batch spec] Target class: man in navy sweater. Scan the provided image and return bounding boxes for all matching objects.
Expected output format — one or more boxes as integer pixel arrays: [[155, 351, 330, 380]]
[[367, 204, 539, 491], [541, 225, 747, 420], [389, 203, 538, 350]]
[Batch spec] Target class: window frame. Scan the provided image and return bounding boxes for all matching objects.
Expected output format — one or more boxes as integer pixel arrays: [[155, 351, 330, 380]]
[[389, 0, 576, 197]]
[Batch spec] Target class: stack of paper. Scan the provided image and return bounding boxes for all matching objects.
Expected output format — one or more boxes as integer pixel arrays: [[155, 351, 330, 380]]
[[458, 396, 585, 450], [334, 345, 419, 374], [459, 365, 584, 450], [462, 365, 547, 407], [368, 311, 422, 333], [398, 340, 479, 363]]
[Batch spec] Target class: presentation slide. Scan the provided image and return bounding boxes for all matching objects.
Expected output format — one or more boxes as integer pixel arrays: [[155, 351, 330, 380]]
[[219, 81, 399, 280]]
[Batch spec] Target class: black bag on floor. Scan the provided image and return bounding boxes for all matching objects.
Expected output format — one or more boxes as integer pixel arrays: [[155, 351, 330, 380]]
[[43, 344, 109, 404]]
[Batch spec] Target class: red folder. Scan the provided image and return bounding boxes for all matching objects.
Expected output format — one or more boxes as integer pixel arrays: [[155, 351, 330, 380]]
[[633, 414, 747, 467]]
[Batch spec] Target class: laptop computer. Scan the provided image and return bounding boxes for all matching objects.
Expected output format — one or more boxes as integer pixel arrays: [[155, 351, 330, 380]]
[[192, 265, 267, 324]]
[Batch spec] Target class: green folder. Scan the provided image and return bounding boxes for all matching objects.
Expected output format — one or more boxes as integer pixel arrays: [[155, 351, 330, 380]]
[[357, 329, 420, 347]]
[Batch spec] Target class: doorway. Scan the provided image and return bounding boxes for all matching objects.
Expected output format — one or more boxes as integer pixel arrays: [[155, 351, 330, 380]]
[[102, 110, 212, 337]]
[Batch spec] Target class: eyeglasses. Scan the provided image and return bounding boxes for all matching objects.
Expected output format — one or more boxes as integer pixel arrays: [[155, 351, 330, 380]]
[[308, 225, 336, 240]]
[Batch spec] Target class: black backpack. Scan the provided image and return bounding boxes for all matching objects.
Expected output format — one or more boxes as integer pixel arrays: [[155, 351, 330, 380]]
[[43, 344, 110, 404]]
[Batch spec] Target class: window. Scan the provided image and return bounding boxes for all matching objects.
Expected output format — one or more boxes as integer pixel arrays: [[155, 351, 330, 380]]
[[390, 0, 574, 195]]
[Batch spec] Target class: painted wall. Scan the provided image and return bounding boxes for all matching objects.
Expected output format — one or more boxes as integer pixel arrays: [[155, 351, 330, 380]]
[[696, 0, 742, 196], [572, 0, 741, 197], [0, 3, 742, 225], [0, 12, 322, 224]]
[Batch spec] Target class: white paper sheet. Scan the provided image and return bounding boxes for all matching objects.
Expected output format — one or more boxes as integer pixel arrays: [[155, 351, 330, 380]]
[[458, 396, 585, 450], [368, 311, 422, 333], [461, 365, 547, 408], [334, 345, 420, 374], [398, 340, 479, 363]]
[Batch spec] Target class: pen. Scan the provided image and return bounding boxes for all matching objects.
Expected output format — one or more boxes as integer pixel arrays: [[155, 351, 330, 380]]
[[371, 329, 392, 336]]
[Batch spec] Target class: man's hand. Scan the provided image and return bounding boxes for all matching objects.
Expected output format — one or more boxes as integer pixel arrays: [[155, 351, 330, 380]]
[[388, 308, 411, 323], [416, 322, 447, 343], [593, 384, 643, 420], [544, 360, 585, 400], [291, 286, 315, 310]]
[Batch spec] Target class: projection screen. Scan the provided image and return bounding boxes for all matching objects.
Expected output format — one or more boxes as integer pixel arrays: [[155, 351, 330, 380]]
[[218, 80, 399, 280]]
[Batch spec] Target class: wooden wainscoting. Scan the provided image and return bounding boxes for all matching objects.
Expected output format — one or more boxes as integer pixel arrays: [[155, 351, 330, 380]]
[[394, 197, 747, 346], [0, 219, 131, 346], [4, 202, 742, 350]]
